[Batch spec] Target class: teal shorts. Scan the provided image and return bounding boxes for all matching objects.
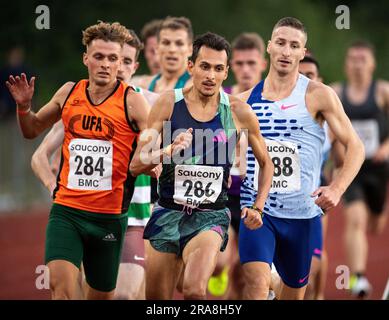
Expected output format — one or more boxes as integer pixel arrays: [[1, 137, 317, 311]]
[[143, 204, 231, 256], [45, 203, 128, 292]]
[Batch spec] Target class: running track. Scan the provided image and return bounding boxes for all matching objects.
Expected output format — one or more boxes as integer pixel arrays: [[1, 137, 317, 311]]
[[0, 205, 388, 300]]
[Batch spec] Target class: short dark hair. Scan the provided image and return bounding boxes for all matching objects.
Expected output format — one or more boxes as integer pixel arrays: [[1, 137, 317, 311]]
[[273, 17, 307, 39], [190, 32, 231, 65], [232, 32, 265, 55], [127, 29, 143, 61], [348, 39, 375, 55], [158, 16, 193, 41], [140, 19, 162, 43], [300, 55, 320, 72]]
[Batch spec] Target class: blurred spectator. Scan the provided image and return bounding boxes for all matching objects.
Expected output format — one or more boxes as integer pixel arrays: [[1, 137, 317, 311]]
[[0, 46, 31, 120]]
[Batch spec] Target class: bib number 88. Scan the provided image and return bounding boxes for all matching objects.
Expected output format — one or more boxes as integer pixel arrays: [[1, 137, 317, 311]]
[[272, 156, 293, 177]]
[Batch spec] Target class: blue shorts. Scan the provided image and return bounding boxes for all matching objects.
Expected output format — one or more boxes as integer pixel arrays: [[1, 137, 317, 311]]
[[311, 214, 323, 259], [239, 214, 321, 288]]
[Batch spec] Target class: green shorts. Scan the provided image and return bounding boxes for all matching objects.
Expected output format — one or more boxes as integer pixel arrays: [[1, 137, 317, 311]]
[[143, 204, 231, 256], [45, 203, 128, 292]]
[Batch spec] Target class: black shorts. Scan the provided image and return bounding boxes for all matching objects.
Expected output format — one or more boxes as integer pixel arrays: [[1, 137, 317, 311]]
[[150, 177, 159, 204], [227, 194, 241, 234], [343, 161, 389, 214]]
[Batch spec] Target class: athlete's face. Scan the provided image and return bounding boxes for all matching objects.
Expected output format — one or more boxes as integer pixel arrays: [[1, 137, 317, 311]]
[[267, 26, 306, 76], [157, 28, 192, 74], [83, 39, 122, 86], [299, 62, 321, 82], [144, 36, 160, 75], [345, 47, 375, 79], [117, 43, 139, 83], [188, 46, 229, 97], [231, 49, 267, 90]]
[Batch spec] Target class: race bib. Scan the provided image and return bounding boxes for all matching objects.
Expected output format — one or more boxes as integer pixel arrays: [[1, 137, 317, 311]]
[[254, 140, 301, 193], [352, 120, 379, 159], [174, 165, 223, 208], [67, 138, 113, 191]]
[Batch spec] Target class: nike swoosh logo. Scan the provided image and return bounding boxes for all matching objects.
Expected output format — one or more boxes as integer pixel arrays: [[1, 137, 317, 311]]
[[281, 104, 298, 110], [299, 274, 310, 284], [134, 255, 145, 261]]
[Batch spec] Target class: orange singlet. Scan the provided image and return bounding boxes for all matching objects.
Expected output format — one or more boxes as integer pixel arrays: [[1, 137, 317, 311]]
[[53, 79, 138, 214]]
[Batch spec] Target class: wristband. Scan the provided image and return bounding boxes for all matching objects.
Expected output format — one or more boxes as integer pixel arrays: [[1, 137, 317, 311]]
[[251, 204, 264, 218], [17, 107, 31, 116]]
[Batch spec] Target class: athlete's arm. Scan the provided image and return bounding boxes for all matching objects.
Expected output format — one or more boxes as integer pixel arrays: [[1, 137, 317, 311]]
[[130, 91, 191, 175], [31, 120, 65, 195], [5, 73, 74, 139], [126, 89, 151, 132], [372, 80, 389, 162], [308, 82, 365, 212], [142, 89, 160, 106], [231, 97, 274, 230]]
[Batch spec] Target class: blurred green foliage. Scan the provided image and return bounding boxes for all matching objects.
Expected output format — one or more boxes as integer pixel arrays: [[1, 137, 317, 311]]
[[1, 0, 388, 104]]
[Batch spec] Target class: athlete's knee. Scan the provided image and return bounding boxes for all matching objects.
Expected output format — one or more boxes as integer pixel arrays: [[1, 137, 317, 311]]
[[114, 285, 138, 300], [86, 287, 115, 300], [49, 275, 74, 300], [182, 280, 207, 300], [346, 213, 367, 230], [243, 264, 271, 295], [246, 274, 271, 292]]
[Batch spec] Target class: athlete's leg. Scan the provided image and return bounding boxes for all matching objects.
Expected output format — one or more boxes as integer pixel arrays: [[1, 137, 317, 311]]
[[115, 227, 145, 300], [208, 227, 236, 297], [343, 200, 369, 274], [47, 260, 81, 300], [368, 212, 388, 235], [270, 267, 282, 299], [305, 214, 324, 300], [145, 241, 183, 299], [305, 256, 321, 300], [279, 282, 307, 300], [45, 204, 84, 300], [115, 263, 145, 300], [182, 230, 223, 300], [242, 262, 271, 299], [316, 214, 329, 300], [239, 215, 275, 300], [84, 282, 115, 300]]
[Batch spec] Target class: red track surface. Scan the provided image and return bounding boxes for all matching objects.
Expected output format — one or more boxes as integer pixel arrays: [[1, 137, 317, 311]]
[[0, 205, 388, 300]]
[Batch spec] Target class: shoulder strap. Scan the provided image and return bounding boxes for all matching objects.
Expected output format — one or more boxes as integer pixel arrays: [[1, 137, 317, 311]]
[[218, 89, 236, 139], [148, 74, 161, 92], [174, 88, 184, 103], [175, 71, 191, 89]]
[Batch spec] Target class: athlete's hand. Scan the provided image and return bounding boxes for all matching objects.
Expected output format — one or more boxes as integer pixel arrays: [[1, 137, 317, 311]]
[[46, 180, 57, 198], [311, 186, 342, 212], [5, 73, 35, 109], [241, 207, 263, 230], [171, 128, 193, 155], [149, 164, 162, 179]]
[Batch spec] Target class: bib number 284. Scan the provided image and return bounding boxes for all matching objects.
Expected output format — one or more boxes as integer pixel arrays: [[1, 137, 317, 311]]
[[68, 139, 113, 191]]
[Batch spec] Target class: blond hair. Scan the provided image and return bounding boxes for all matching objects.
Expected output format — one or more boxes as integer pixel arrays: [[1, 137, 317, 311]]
[[82, 21, 132, 47]]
